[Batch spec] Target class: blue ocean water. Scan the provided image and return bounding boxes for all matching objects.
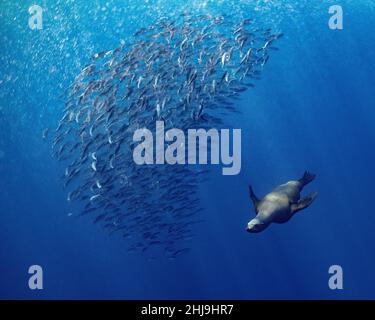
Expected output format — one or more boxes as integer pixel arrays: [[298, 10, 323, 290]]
[[0, 0, 375, 299]]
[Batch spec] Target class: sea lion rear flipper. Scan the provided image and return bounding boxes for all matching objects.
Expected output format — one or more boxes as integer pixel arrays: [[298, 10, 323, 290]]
[[299, 171, 316, 187], [291, 192, 318, 214], [248, 185, 259, 213]]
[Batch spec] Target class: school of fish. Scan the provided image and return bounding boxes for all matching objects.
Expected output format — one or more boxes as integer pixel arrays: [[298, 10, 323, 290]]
[[51, 13, 282, 257]]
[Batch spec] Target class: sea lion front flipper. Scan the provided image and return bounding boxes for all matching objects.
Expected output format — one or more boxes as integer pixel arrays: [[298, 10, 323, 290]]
[[249, 186, 259, 213], [291, 192, 318, 214]]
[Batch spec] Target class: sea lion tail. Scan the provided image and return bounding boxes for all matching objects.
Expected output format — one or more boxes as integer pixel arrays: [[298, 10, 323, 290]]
[[299, 171, 316, 186]]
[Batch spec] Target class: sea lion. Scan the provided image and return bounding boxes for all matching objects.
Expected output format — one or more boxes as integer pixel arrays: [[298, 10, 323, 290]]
[[247, 171, 318, 233]]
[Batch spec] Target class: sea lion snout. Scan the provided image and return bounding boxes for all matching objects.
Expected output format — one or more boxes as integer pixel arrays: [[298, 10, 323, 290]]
[[246, 218, 267, 233]]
